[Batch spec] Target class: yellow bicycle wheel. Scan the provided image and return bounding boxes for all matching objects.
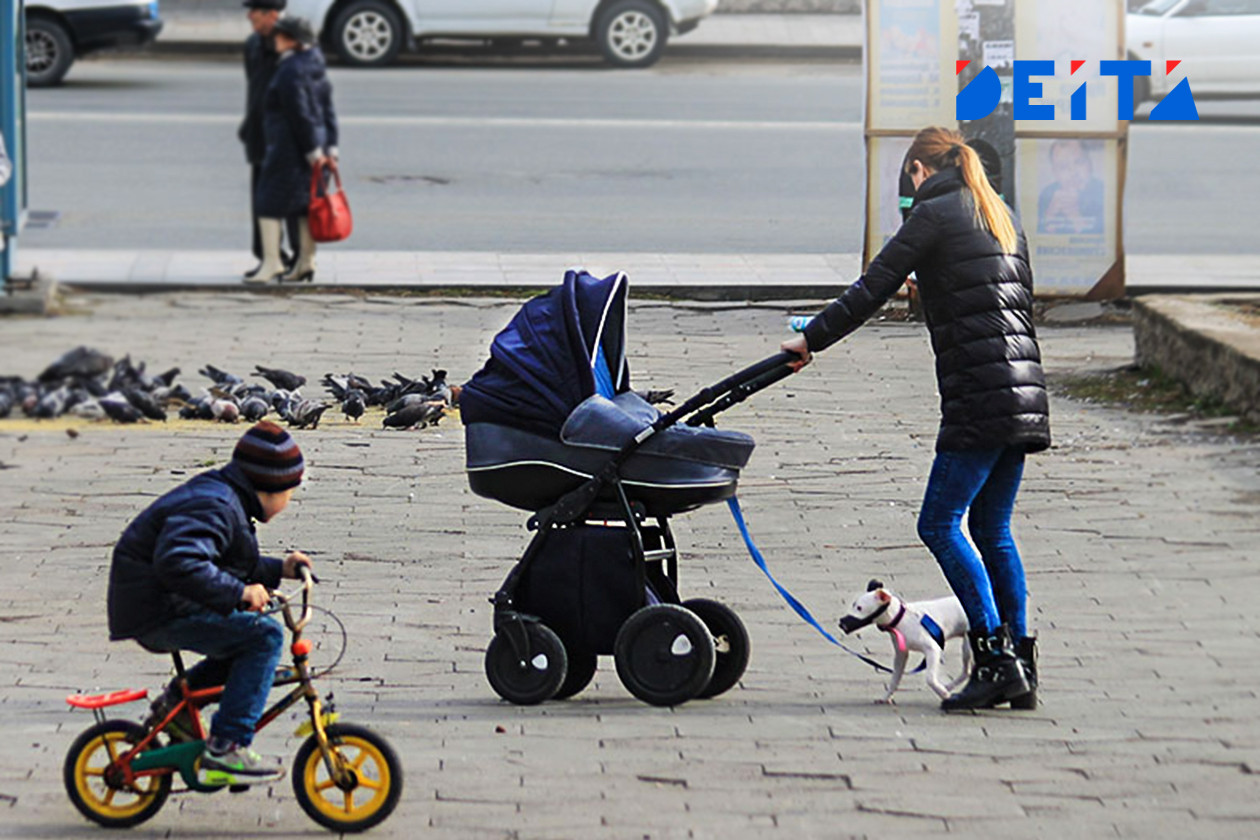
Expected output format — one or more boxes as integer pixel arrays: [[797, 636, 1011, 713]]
[[64, 720, 171, 828], [292, 722, 402, 832]]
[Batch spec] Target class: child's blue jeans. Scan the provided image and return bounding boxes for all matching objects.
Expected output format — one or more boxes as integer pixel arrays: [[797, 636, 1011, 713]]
[[137, 610, 284, 747], [916, 446, 1029, 638]]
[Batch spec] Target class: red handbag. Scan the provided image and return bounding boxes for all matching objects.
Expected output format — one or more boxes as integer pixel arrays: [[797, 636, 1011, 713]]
[[308, 160, 353, 243]]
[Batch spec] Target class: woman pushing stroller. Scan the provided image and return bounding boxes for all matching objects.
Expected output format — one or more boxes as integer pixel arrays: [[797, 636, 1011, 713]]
[[782, 126, 1050, 712]]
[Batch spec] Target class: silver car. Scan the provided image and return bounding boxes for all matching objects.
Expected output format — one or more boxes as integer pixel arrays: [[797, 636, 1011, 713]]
[[284, 0, 720, 69]]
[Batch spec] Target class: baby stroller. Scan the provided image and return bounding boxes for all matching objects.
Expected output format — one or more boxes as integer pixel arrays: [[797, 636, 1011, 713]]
[[461, 270, 795, 706]]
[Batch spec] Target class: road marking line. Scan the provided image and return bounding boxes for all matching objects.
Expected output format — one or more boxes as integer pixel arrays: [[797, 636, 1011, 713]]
[[28, 111, 857, 131]]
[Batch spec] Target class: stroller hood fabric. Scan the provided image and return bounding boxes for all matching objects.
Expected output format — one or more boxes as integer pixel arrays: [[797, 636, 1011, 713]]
[[461, 270, 631, 438]]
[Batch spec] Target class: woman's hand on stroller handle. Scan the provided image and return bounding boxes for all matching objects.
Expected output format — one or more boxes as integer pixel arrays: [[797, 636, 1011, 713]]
[[780, 336, 813, 371]]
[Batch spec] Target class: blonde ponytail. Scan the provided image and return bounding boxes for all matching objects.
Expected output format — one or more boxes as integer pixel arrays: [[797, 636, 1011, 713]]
[[904, 126, 1018, 255], [956, 144, 1017, 255]]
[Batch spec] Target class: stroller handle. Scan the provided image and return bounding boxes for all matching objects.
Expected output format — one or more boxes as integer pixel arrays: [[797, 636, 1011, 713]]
[[533, 351, 798, 530], [656, 351, 798, 431]]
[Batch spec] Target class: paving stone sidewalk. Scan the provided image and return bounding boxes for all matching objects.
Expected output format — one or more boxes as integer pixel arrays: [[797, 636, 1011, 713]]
[[2, 293, 1259, 839]]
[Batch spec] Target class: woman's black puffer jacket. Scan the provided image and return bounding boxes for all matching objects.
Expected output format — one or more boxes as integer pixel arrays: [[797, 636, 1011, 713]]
[[803, 167, 1050, 453]]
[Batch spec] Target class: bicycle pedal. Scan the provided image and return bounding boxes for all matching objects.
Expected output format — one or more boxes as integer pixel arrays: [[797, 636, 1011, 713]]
[[228, 784, 251, 794]]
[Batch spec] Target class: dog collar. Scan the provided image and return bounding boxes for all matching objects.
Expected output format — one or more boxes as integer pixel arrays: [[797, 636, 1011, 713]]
[[880, 604, 908, 654]]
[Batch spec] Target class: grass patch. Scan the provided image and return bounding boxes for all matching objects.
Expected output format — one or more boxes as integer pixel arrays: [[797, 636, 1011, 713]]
[[1055, 364, 1259, 436]]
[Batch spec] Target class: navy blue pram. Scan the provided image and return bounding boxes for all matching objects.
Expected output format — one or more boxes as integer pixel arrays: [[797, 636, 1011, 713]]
[[462, 270, 796, 706]]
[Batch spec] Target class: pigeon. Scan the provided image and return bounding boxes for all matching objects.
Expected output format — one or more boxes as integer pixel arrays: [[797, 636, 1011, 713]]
[[107, 355, 144, 393], [427, 369, 451, 405], [240, 395, 270, 422], [211, 399, 241, 423], [69, 399, 106, 421], [383, 401, 445, 430], [342, 389, 366, 421], [154, 367, 181, 388], [179, 396, 215, 421], [0, 391, 13, 419], [153, 383, 193, 406], [100, 394, 143, 424], [34, 386, 71, 419], [321, 374, 348, 401], [38, 346, 113, 383], [199, 364, 242, 387], [254, 366, 306, 392], [124, 388, 167, 421], [287, 399, 329, 430], [385, 392, 433, 414], [638, 388, 676, 406]]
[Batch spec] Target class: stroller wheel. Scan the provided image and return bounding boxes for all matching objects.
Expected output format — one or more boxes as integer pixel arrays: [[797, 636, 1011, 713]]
[[683, 598, 750, 699], [553, 647, 598, 700], [485, 622, 568, 705], [614, 604, 715, 707]]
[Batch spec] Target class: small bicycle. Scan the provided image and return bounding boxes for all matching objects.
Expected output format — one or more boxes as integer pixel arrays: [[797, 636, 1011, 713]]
[[63, 568, 402, 833]]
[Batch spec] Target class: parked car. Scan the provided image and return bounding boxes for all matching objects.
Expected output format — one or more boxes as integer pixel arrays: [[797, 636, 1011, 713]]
[[25, 0, 163, 87], [284, 0, 719, 69], [1127, 0, 1260, 102]]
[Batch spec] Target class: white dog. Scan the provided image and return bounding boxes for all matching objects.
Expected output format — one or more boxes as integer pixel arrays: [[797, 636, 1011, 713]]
[[838, 579, 971, 703]]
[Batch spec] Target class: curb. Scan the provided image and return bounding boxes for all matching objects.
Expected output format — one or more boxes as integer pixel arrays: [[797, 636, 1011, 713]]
[[1133, 294, 1260, 424]]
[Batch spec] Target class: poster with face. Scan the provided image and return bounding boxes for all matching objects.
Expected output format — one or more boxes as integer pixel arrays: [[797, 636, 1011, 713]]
[[866, 0, 957, 130], [1014, 0, 1123, 134], [1018, 137, 1119, 293]]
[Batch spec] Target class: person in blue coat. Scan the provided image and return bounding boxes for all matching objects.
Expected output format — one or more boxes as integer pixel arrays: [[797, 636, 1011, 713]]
[[107, 422, 313, 783], [249, 17, 338, 284]]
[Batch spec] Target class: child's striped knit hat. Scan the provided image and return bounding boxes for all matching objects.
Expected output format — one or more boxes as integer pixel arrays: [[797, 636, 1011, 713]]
[[232, 421, 305, 492]]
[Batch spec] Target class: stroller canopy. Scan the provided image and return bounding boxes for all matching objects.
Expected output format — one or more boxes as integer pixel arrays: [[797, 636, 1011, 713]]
[[461, 270, 631, 437]]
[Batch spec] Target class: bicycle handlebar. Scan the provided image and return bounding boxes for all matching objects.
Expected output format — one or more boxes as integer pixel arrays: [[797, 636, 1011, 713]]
[[267, 565, 315, 633]]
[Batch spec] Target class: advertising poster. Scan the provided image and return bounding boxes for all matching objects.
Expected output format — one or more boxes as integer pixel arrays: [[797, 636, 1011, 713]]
[[866, 0, 956, 130], [1014, 0, 1123, 135], [1017, 137, 1120, 294], [865, 135, 915, 260]]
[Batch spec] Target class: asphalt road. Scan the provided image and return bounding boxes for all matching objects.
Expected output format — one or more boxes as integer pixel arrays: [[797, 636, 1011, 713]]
[[20, 55, 1260, 255]]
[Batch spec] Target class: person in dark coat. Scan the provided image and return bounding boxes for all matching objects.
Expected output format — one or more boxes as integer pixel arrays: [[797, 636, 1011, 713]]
[[108, 422, 312, 781], [250, 17, 338, 284], [239, 0, 297, 280], [782, 125, 1050, 712]]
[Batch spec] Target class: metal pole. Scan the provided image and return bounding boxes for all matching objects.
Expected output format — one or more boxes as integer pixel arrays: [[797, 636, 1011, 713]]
[[1, 0, 27, 284]]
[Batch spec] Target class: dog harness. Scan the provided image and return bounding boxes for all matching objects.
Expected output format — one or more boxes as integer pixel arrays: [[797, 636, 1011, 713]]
[[919, 614, 946, 649], [880, 607, 947, 653]]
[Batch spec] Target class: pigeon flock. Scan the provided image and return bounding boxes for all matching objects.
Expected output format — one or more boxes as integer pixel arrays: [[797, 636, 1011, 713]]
[[0, 346, 458, 431]]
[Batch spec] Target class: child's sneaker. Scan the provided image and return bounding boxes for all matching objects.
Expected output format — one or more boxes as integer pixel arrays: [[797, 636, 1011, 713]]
[[201, 740, 284, 785]]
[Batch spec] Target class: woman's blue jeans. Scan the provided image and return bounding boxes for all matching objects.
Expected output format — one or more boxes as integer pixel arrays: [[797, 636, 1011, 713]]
[[917, 447, 1028, 638], [137, 610, 284, 747]]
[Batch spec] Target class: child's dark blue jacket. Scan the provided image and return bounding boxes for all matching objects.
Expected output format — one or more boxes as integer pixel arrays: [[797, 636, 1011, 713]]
[[107, 463, 284, 641]]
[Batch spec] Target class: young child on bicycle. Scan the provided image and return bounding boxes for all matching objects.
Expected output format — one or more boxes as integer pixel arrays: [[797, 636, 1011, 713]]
[[107, 421, 314, 782]]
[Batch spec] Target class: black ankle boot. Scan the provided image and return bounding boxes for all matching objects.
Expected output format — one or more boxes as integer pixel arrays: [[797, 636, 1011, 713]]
[[941, 624, 1030, 711], [1008, 635, 1038, 710]]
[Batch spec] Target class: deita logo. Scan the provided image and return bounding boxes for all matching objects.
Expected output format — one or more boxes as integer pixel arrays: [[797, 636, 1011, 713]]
[[956, 60, 1198, 121]]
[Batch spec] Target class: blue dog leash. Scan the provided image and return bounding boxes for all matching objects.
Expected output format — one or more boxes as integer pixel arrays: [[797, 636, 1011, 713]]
[[726, 496, 899, 675]]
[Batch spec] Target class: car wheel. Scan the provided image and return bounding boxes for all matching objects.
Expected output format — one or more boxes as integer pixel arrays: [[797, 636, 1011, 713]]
[[26, 17, 75, 87], [333, 0, 404, 67], [596, 0, 667, 69]]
